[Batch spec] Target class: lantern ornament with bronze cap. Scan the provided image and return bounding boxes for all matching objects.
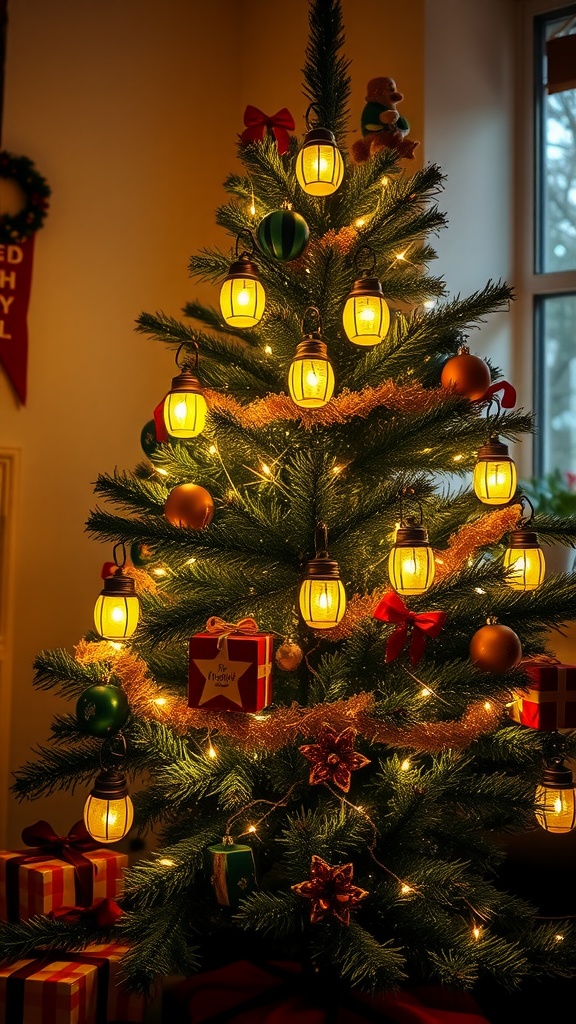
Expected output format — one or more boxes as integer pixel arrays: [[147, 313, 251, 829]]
[[94, 542, 140, 641], [388, 489, 436, 597], [288, 306, 335, 409], [535, 755, 576, 835], [162, 342, 207, 439], [295, 104, 345, 197], [473, 398, 518, 505], [83, 734, 134, 844], [219, 230, 266, 329], [342, 245, 390, 346], [503, 496, 545, 591], [299, 520, 346, 629]]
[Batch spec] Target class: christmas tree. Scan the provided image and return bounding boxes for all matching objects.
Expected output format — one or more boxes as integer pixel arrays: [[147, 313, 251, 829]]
[[4, 0, 576, 1006]]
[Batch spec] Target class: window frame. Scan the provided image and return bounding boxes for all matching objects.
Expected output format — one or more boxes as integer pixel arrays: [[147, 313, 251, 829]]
[[516, 0, 576, 477]]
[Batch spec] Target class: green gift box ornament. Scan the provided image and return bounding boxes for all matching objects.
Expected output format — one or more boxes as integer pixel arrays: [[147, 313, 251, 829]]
[[209, 836, 257, 908]]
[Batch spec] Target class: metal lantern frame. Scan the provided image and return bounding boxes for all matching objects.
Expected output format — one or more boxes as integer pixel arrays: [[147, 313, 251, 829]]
[[299, 520, 347, 629], [83, 733, 134, 844], [288, 306, 335, 409], [295, 104, 345, 197], [535, 757, 576, 834], [388, 488, 436, 596], [94, 541, 140, 641], [342, 245, 390, 346], [503, 495, 546, 591], [219, 230, 266, 328], [163, 342, 208, 439]]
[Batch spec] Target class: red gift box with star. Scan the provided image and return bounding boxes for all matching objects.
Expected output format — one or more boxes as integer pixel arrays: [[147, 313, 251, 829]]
[[509, 662, 576, 730], [188, 618, 273, 714]]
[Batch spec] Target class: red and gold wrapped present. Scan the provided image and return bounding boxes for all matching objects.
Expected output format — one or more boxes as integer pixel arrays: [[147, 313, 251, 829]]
[[188, 617, 273, 714], [171, 959, 491, 1023], [0, 943, 148, 1024], [509, 662, 576, 730], [0, 820, 127, 923]]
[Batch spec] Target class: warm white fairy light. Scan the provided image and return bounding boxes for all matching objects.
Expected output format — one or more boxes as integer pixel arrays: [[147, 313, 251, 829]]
[[381, 175, 389, 186], [400, 883, 413, 895], [158, 857, 175, 867], [247, 824, 257, 833], [153, 567, 167, 577], [332, 465, 343, 474], [474, 587, 486, 594], [555, 934, 565, 942], [153, 696, 167, 707], [423, 299, 436, 310], [155, 467, 168, 476], [207, 743, 217, 759], [108, 641, 123, 652], [264, 345, 272, 355], [420, 687, 432, 698], [186, 557, 197, 565], [355, 217, 366, 228], [483, 701, 492, 712], [209, 444, 217, 455], [472, 925, 481, 941], [396, 251, 407, 262], [400, 759, 411, 771], [261, 463, 271, 476], [453, 454, 464, 463]]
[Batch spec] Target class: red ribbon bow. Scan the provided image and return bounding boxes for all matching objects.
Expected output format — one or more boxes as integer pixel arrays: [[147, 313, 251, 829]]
[[373, 591, 447, 666], [49, 897, 123, 928], [478, 380, 517, 409], [240, 105, 295, 155], [19, 819, 98, 905]]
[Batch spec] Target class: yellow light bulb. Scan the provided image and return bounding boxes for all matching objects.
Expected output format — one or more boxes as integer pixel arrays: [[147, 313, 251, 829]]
[[306, 369, 319, 387], [236, 288, 250, 306], [299, 576, 346, 629]]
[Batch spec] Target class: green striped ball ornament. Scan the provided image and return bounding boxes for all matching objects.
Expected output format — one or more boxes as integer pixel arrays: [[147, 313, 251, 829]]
[[256, 208, 310, 261]]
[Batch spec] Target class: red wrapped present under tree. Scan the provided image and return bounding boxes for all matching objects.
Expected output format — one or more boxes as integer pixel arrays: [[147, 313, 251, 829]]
[[509, 661, 576, 730], [188, 617, 273, 714]]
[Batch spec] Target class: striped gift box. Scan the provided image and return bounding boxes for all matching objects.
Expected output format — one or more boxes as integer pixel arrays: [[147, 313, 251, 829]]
[[0, 956, 103, 1024], [0, 849, 127, 922], [0, 945, 148, 1023]]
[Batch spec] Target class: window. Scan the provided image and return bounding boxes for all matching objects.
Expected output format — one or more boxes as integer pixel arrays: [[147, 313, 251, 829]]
[[532, 4, 576, 475]]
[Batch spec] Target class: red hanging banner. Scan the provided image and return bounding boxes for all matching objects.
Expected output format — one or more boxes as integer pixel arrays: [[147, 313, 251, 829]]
[[0, 150, 50, 405], [0, 234, 33, 403]]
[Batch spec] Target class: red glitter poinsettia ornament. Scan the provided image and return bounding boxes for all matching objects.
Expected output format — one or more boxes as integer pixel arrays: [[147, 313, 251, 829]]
[[291, 855, 368, 925], [299, 725, 370, 792]]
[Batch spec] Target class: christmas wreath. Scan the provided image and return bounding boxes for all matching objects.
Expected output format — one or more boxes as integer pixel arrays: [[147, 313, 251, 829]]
[[0, 150, 50, 243]]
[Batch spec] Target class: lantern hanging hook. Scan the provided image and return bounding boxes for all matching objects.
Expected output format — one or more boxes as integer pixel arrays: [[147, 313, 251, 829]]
[[235, 229, 256, 259], [353, 245, 376, 277], [314, 520, 329, 557], [175, 341, 199, 373], [112, 542, 127, 571], [399, 486, 423, 526], [302, 306, 323, 336]]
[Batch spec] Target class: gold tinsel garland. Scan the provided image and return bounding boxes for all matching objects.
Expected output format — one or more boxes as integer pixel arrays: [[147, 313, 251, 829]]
[[204, 381, 447, 431], [75, 639, 510, 755], [321, 504, 522, 641]]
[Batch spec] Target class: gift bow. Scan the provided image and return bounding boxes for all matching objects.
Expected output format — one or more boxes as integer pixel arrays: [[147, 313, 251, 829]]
[[240, 105, 295, 155], [49, 897, 123, 928], [205, 615, 259, 645], [20, 819, 98, 906], [373, 591, 447, 666], [479, 380, 517, 409]]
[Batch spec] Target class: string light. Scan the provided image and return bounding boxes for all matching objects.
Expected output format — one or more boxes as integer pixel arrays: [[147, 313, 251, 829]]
[[400, 883, 413, 895], [261, 463, 271, 476], [108, 641, 123, 652], [420, 687, 432, 698], [423, 299, 436, 310], [247, 824, 257, 834], [155, 467, 169, 476], [208, 444, 217, 455], [483, 701, 492, 711], [207, 743, 217, 759], [555, 934, 565, 942], [153, 696, 167, 707], [186, 557, 197, 565], [474, 587, 486, 594], [264, 345, 272, 355], [152, 567, 167, 577], [355, 218, 366, 228], [453, 454, 464, 463], [472, 925, 482, 941], [158, 858, 175, 867], [400, 759, 411, 771]]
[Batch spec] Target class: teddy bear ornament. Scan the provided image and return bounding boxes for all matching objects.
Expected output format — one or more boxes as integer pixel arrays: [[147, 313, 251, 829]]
[[351, 77, 419, 164]]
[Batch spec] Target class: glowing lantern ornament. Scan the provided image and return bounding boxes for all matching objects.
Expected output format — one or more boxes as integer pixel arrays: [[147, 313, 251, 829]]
[[162, 342, 207, 439], [342, 245, 390, 346], [288, 306, 335, 409], [94, 542, 140, 641], [388, 490, 436, 597], [535, 758, 576, 834], [84, 735, 134, 844], [473, 433, 517, 506], [503, 496, 545, 591], [219, 231, 265, 329], [299, 521, 346, 629], [295, 104, 344, 197]]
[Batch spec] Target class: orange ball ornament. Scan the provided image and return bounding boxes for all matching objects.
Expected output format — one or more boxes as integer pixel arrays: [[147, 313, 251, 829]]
[[440, 345, 491, 401], [275, 641, 304, 672], [469, 619, 522, 674], [164, 483, 214, 529]]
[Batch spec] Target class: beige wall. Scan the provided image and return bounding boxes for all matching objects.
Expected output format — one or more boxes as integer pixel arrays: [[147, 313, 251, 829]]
[[0, 1, 425, 847]]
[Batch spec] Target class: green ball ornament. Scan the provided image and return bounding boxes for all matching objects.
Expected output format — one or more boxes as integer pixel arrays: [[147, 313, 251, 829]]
[[76, 684, 130, 738], [140, 419, 159, 458], [257, 208, 309, 262], [130, 541, 155, 567]]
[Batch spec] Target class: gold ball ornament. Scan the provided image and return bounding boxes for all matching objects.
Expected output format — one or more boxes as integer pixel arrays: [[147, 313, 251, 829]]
[[440, 348, 491, 401], [469, 620, 522, 674], [164, 483, 214, 529], [275, 641, 304, 672]]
